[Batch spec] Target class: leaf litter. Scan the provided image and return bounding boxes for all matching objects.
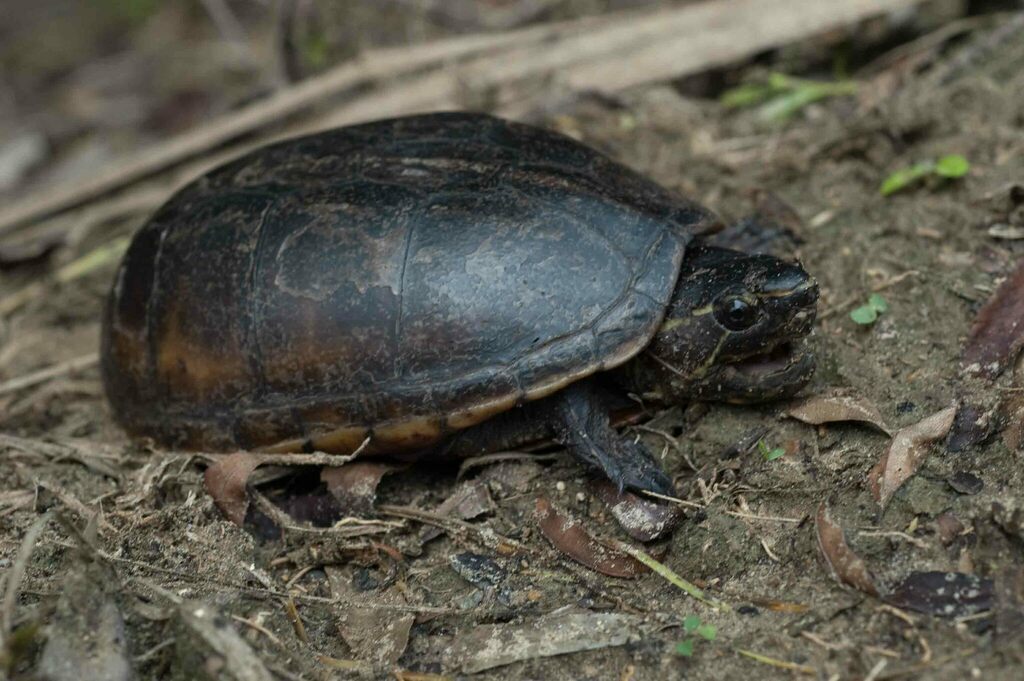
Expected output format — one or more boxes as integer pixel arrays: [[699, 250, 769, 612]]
[[961, 257, 1024, 379], [815, 502, 881, 597], [868, 405, 958, 508], [534, 496, 647, 578], [786, 389, 892, 434]]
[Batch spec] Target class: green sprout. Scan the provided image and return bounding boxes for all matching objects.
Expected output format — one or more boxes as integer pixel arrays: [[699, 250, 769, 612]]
[[675, 615, 718, 657], [721, 72, 858, 122], [849, 293, 888, 325], [757, 439, 786, 462], [880, 154, 970, 196]]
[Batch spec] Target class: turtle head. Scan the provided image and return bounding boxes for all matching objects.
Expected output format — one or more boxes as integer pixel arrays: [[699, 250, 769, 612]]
[[644, 243, 818, 403]]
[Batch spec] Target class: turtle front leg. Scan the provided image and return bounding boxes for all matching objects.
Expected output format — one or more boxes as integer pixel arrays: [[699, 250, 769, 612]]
[[550, 380, 674, 496]]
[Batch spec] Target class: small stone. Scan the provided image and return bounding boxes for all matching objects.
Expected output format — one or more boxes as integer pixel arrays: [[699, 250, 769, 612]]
[[555, 481, 566, 492], [575, 492, 586, 502], [935, 513, 965, 546], [947, 471, 984, 495]]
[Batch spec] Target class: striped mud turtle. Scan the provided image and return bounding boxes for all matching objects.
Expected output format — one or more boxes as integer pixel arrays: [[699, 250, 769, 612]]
[[101, 112, 818, 495]]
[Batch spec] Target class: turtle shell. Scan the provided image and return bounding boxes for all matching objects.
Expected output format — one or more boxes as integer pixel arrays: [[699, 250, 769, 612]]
[[101, 112, 717, 454]]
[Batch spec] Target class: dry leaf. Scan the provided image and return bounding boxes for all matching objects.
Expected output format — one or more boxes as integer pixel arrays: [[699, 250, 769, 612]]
[[449, 611, 647, 673], [787, 390, 891, 434], [421, 481, 494, 542], [884, 571, 993, 618], [589, 478, 682, 542], [535, 497, 646, 578], [203, 452, 264, 525], [338, 609, 414, 669], [326, 566, 414, 668], [869, 405, 958, 508], [962, 258, 1024, 379], [946, 403, 994, 452], [320, 462, 395, 515], [814, 502, 880, 597], [177, 600, 274, 681]]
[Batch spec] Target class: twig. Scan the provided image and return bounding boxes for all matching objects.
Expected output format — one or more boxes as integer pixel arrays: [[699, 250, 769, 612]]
[[0, 23, 544, 237], [734, 648, 817, 674], [34, 481, 115, 534], [865, 659, 889, 681], [0, 0, 921, 237], [638, 489, 705, 509], [132, 637, 176, 663], [0, 237, 129, 316], [857, 529, 929, 549], [874, 650, 977, 680], [283, 596, 309, 644], [608, 539, 729, 611], [231, 615, 283, 648], [0, 512, 52, 647], [196, 451, 357, 467], [0, 353, 98, 396], [726, 510, 804, 523], [457, 451, 560, 479]]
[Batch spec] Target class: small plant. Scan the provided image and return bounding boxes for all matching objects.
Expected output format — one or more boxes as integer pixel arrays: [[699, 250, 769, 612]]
[[850, 293, 889, 325], [675, 615, 718, 657], [880, 154, 970, 196], [721, 72, 858, 122], [757, 439, 785, 462]]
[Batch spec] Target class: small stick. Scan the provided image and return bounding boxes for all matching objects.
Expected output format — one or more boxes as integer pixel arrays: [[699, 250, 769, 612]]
[[734, 648, 817, 675], [0, 512, 52, 647], [608, 539, 729, 611], [283, 596, 309, 644], [0, 353, 99, 396]]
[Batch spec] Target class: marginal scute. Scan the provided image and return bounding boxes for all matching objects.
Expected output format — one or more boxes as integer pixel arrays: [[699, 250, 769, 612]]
[[101, 113, 713, 454]]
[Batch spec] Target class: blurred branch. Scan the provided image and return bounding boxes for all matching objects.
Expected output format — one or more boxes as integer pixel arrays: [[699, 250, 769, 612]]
[[0, 0, 922, 240]]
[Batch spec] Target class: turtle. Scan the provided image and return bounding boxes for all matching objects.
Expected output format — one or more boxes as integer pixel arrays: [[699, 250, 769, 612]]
[[101, 111, 818, 496]]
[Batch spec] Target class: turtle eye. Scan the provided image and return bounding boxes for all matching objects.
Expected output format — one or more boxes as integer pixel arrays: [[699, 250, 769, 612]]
[[713, 295, 759, 331]]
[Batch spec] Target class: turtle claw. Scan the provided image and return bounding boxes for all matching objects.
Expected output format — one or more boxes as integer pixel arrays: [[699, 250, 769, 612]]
[[552, 379, 676, 498], [610, 438, 675, 497]]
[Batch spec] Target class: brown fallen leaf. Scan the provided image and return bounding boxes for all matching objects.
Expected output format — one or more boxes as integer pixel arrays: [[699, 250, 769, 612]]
[[869, 405, 958, 508], [320, 462, 396, 516], [787, 390, 892, 435], [815, 502, 880, 597], [535, 497, 646, 578], [421, 481, 494, 542], [203, 452, 264, 525], [589, 478, 682, 542], [962, 258, 1024, 379]]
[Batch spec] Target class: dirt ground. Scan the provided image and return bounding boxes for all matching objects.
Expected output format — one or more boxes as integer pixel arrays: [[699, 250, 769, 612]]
[[2, 2, 1024, 680]]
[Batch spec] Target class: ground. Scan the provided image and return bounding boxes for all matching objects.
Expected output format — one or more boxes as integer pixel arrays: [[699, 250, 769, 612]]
[[1, 2, 1023, 680]]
